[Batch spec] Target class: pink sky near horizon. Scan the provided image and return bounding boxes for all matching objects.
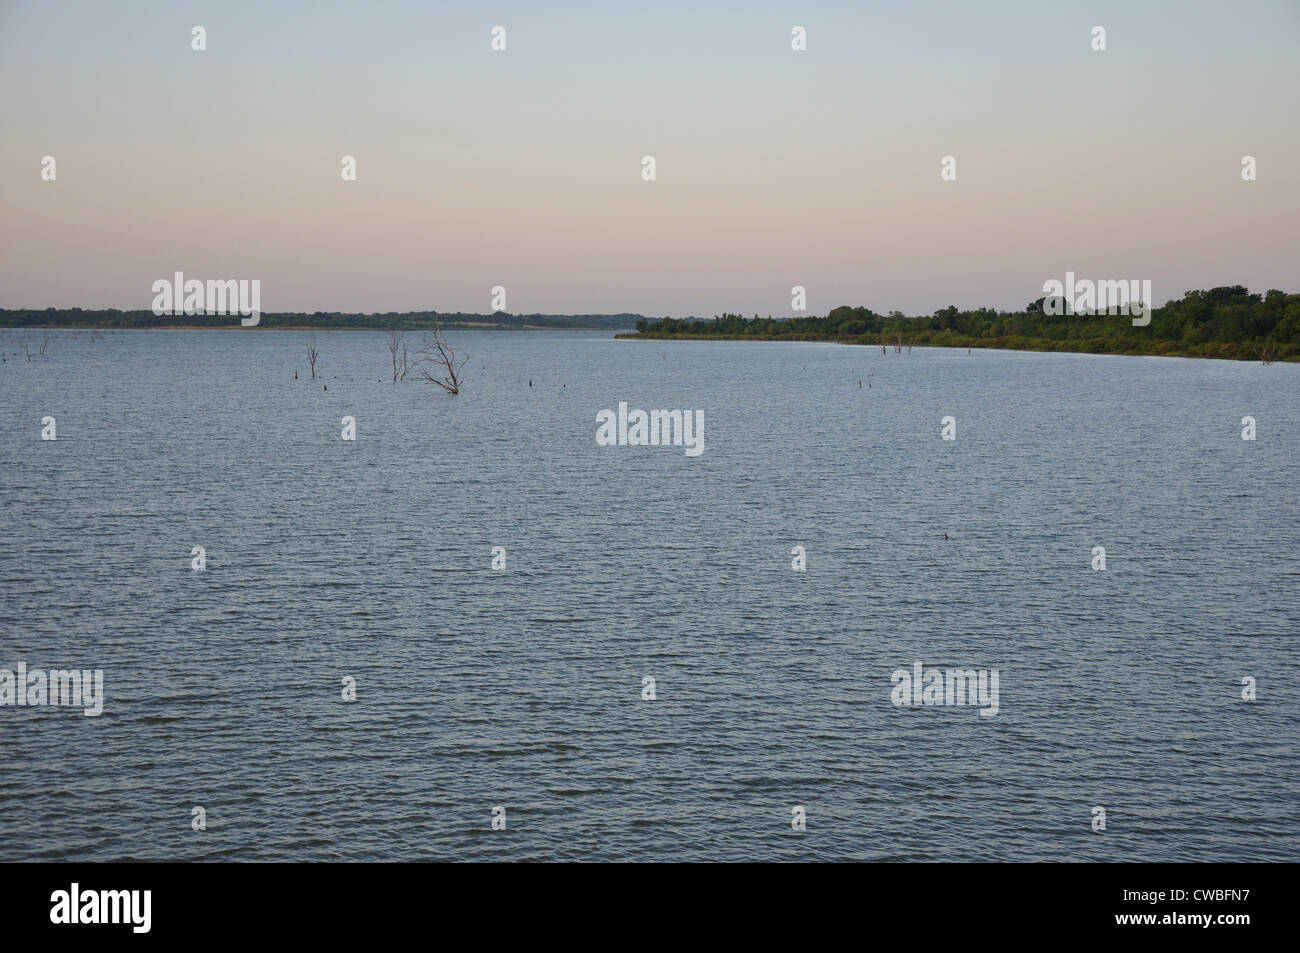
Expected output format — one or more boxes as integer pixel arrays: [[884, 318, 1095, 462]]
[[1, 0, 1296, 318]]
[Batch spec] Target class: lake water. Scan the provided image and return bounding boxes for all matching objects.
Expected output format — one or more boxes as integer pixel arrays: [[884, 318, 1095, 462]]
[[1, 328, 1296, 862]]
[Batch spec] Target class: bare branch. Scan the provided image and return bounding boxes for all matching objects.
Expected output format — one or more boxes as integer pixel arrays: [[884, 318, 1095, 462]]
[[414, 321, 467, 394], [388, 324, 404, 381], [306, 334, 320, 379]]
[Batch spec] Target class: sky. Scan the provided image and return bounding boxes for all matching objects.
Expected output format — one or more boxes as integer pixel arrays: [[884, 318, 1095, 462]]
[[1, 0, 1297, 318]]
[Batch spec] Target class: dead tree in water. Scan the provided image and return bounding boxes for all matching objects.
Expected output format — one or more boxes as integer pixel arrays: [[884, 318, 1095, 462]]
[[415, 321, 467, 394], [306, 334, 320, 379], [388, 325, 411, 381], [1256, 344, 1280, 366]]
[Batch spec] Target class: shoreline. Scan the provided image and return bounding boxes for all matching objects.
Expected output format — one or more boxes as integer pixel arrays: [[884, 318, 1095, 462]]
[[615, 332, 1299, 362]]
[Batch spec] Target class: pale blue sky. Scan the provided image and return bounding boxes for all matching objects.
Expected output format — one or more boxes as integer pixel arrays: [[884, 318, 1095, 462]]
[[1, 0, 1297, 316]]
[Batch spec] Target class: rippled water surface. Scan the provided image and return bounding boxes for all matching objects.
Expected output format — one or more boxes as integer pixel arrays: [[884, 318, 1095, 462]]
[[1, 329, 1297, 861]]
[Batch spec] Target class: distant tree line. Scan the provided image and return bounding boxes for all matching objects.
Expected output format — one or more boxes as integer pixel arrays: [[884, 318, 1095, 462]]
[[628, 287, 1300, 360], [0, 309, 642, 331]]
